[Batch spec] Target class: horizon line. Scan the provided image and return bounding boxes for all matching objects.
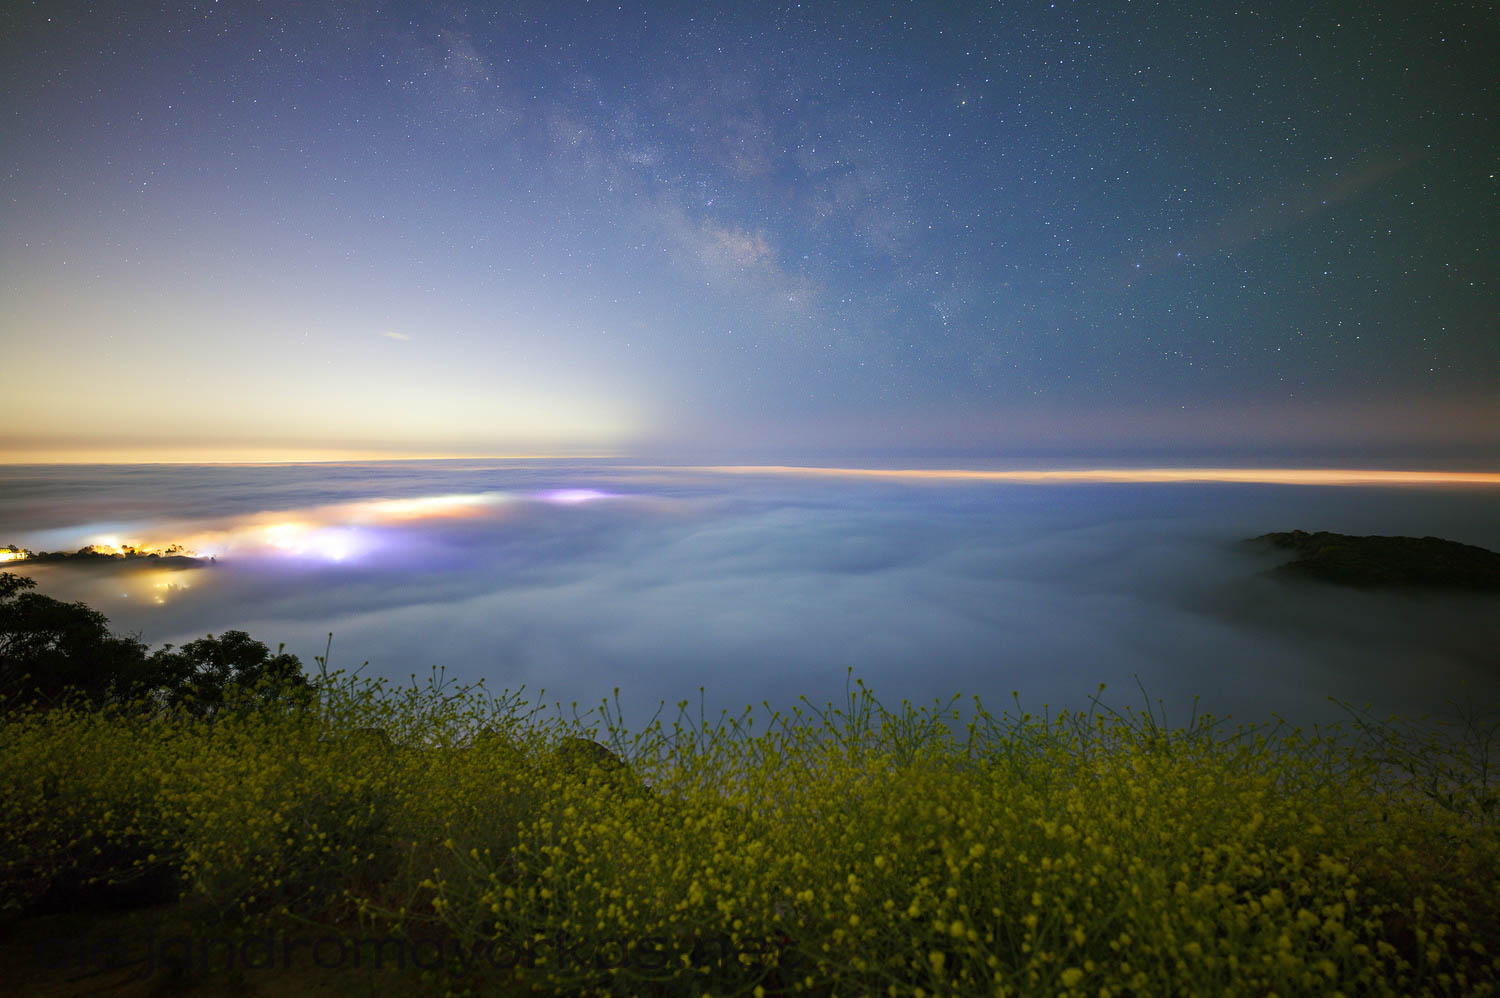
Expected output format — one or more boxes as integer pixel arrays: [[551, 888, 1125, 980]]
[[661, 465, 1500, 486], [0, 452, 622, 467], [0, 457, 1497, 486]]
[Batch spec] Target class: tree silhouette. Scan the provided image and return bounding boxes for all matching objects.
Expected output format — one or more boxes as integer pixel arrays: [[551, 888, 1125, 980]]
[[148, 630, 312, 718], [0, 573, 154, 707], [1, 572, 312, 716]]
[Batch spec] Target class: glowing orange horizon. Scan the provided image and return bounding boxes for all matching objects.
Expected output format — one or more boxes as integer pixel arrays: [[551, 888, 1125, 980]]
[[0, 449, 620, 466], [671, 466, 1500, 487]]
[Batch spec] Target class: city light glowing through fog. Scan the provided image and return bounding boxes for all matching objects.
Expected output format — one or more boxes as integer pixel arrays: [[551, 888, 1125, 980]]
[[11, 487, 633, 570]]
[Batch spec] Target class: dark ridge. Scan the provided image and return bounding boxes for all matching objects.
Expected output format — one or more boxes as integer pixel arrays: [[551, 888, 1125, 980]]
[[0, 544, 211, 568], [1247, 530, 1500, 591]]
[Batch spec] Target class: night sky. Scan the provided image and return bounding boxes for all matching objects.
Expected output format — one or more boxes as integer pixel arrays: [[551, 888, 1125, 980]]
[[3, 1, 1495, 465]]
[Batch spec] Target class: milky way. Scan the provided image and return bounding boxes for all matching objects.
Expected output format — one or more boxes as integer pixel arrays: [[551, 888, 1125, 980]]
[[1, 1, 1494, 463]]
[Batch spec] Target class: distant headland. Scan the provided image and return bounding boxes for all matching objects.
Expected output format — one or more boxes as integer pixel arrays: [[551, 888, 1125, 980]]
[[0, 543, 211, 569], [1248, 530, 1500, 591]]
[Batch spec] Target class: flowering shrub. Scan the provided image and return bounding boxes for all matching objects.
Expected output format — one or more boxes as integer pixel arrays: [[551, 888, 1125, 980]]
[[2, 671, 1497, 996]]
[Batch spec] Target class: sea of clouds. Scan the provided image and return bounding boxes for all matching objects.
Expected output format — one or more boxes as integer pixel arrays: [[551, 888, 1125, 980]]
[[2, 461, 1498, 733]]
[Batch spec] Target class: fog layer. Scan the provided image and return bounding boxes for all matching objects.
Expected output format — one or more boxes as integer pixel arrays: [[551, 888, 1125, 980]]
[[3, 461, 1497, 730]]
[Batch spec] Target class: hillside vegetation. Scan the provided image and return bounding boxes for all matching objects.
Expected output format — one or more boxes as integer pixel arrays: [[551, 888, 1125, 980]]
[[3, 661, 1498, 997]]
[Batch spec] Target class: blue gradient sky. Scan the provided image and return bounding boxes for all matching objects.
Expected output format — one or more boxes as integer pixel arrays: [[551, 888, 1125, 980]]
[[2, 1, 1495, 464]]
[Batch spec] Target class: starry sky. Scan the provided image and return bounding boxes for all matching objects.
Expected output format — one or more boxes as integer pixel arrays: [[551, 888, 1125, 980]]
[[2, 0, 1495, 465]]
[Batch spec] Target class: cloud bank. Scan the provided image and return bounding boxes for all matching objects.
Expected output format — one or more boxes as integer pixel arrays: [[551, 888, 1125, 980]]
[[3, 462, 1497, 733]]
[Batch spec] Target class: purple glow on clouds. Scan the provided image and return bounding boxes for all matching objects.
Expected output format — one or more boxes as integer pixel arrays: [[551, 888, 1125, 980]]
[[22, 488, 620, 566], [535, 489, 614, 504], [257, 523, 372, 563]]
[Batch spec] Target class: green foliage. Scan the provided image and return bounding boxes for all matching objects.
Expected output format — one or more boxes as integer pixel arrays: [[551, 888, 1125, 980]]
[[3, 664, 1498, 996], [147, 630, 314, 719], [0, 572, 311, 718], [0, 572, 155, 707]]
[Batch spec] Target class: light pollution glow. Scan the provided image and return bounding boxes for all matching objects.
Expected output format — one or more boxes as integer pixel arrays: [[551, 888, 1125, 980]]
[[536, 489, 615, 504], [676, 466, 1500, 487], [0, 330, 650, 466], [0, 446, 623, 466], [77, 493, 512, 563], [53, 489, 621, 569]]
